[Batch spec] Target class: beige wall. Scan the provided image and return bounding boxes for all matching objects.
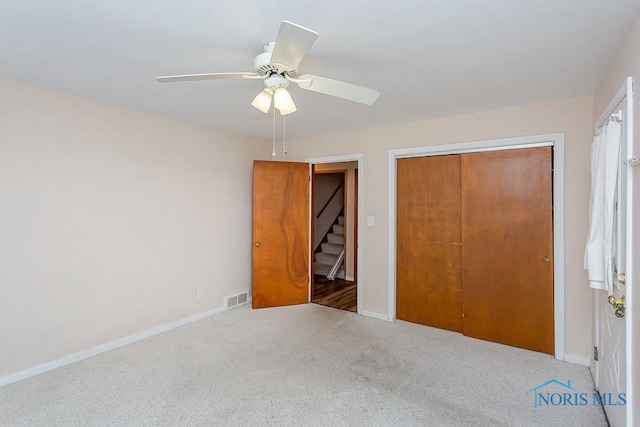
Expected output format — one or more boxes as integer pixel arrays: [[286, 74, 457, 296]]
[[287, 97, 594, 359], [593, 10, 640, 421], [0, 77, 265, 376]]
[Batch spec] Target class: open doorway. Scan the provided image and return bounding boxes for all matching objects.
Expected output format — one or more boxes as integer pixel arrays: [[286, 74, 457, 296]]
[[311, 162, 358, 312]]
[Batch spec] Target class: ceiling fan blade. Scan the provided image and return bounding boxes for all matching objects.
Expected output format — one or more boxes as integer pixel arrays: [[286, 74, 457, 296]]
[[156, 72, 258, 83], [270, 21, 318, 72], [296, 74, 380, 105]]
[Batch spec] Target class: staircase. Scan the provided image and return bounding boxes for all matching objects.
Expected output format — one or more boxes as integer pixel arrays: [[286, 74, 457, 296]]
[[314, 215, 345, 279]]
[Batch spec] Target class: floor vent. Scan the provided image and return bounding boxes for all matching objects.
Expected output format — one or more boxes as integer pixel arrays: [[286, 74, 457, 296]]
[[225, 292, 249, 310]]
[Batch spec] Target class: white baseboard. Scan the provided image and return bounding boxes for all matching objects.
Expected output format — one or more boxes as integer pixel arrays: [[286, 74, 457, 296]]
[[564, 354, 590, 367], [361, 310, 390, 321], [0, 305, 225, 387]]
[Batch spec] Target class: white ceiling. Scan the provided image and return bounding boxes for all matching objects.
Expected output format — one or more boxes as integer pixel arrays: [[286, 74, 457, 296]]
[[1, 0, 639, 140]]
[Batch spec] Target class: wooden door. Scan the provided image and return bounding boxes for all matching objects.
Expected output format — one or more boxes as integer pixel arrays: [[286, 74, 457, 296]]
[[252, 161, 309, 308], [461, 147, 554, 354], [396, 155, 463, 332]]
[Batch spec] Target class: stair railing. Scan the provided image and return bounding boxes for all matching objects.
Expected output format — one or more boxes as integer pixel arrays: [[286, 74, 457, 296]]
[[314, 181, 345, 252], [326, 248, 345, 281], [316, 182, 344, 220]]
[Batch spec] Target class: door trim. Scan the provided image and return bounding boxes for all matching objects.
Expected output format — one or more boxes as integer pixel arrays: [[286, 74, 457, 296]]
[[387, 133, 566, 360], [305, 153, 364, 315]]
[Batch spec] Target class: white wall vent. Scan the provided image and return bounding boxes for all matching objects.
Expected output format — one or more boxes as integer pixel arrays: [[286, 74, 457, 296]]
[[238, 292, 248, 305], [225, 291, 249, 310], [227, 295, 238, 308]]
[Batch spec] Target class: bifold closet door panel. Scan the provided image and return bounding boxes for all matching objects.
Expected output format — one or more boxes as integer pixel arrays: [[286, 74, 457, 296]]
[[461, 147, 554, 354], [397, 240, 462, 331], [396, 155, 462, 332]]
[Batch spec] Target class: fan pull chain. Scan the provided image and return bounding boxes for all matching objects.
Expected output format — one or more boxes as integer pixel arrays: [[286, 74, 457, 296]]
[[271, 107, 276, 157], [282, 114, 287, 154]]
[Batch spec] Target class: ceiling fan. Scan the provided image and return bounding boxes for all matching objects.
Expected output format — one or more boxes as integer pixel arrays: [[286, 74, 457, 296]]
[[156, 21, 380, 115]]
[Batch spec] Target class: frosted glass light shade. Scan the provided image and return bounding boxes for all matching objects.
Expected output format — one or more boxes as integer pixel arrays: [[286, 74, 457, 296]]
[[251, 89, 273, 114], [273, 87, 297, 115]]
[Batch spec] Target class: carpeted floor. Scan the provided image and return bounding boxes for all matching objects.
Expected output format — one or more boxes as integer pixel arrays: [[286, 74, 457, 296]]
[[0, 304, 606, 426]]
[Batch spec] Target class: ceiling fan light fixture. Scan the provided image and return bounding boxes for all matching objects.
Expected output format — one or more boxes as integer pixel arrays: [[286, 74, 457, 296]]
[[274, 87, 297, 115], [251, 88, 273, 114]]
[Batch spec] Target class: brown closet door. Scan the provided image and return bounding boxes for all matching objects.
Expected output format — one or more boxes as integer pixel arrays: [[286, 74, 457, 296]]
[[461, 147, 554, 354], [397, 155, 462, 332]]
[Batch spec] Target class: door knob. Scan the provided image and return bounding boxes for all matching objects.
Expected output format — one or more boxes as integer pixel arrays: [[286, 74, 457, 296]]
[[255, 242, 261, 247], [608, 295, 625, 318], [608, 295, 624, 306]]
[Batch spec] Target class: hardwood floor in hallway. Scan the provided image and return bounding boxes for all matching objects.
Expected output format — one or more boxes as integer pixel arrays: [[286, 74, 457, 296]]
[[312, 276, 357, 312]]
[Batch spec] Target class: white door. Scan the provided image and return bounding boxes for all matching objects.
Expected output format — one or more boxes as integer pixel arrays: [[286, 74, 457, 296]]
[[593, 95, 629, 427]]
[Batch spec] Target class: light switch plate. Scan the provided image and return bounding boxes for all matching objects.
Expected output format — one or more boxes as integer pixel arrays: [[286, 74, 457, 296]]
[[367, 216, 375, 227]]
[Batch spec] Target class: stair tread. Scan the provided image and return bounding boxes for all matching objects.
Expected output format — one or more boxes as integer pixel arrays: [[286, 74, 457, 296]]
[[327, 233, 345, 244], [315, 252, 338, 264], [314, 214, 346, 279], [313, 263, 345, 279], [321, 242, 343, 254]]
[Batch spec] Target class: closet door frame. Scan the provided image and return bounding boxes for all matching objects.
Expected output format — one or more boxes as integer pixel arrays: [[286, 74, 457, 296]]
[[387, 133, 566, 361]]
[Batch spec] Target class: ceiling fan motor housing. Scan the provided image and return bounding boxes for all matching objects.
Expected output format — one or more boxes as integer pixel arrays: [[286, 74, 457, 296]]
[[253, 42, 298, 77], [264, 75, 289, 89], [253, 51, 274, 75]]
